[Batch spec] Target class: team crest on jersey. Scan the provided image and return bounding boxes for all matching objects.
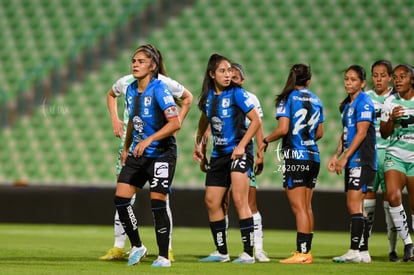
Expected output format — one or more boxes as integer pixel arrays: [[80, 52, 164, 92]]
[[144, 96, 152, 106], [222, 98, 230, 108], [132, 116, 144, 132], [211, 116, 224, 132]]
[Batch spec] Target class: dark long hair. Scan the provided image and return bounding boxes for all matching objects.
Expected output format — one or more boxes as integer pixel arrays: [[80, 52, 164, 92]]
[[198, 53, 233, 110], [275, 64, 311, 107], [339, 64, 366, 113]]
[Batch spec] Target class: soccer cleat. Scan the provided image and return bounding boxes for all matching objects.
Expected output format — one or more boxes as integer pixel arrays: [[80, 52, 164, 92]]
[[255, 250, 270, 262], [403, 243, 414, 262], [389, 251, 400, 262], [280, 252, 312, 264], [199, 251, 230, 262], [232, 252, 255, 264], [332, 249, 361, 263], [168, 249, 175, 262], [359, 250, 371, 263], [99, 247, 126, 260], [127, 245, 147, 266], [151, 256, 171, 267]]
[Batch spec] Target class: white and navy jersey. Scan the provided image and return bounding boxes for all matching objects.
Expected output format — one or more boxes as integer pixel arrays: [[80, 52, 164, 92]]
[[126, 78, 178, 158], [276, 88, 324, 162], [341, 91, 377, 170], [112, 74, 185, 135], [366, 88, 393, 149], [202, 86, 255, 157], [381, 92, 414, 162]]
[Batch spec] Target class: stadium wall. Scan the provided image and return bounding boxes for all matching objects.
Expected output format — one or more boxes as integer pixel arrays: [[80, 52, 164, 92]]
[[1, 185, 410, 232]]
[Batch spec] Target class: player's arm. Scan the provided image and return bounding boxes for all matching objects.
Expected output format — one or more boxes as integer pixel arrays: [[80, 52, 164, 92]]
[[121, 119, 133, 165], [177, 88, 193, 123], [380, 105, 404, 139], [193, 112, 209, 163], [334, 121, 370, 174], [254, 123, 265, 175], [106, 88, 123, 138], [315, 122, 324, 141], [133, 106, 181, 158], [260, 116, 289, 154]]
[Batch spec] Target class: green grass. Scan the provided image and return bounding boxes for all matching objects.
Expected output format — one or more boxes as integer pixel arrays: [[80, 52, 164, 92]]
[[0, 224, 412, 274]]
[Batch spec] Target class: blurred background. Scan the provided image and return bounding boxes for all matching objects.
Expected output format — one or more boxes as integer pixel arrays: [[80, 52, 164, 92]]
[[1, 0, 413, 191]]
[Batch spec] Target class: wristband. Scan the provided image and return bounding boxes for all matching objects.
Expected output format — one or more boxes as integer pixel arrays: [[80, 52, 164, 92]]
[[263, 138, 268, 145]]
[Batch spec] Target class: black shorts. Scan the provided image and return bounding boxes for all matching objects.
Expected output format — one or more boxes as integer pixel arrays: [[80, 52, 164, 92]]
[[283, 159, 320, 189], [206, 152, 253, 188], [344, 166, 375, 193], [118, 153, 176, 194]]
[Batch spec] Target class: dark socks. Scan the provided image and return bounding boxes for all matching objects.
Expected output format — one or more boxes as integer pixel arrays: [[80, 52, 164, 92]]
[[239, 217, 254, 257], [350, 213, 364, 250], [297, 232, 312, 254], [114, 196, 141, 247], [209, 219, 227, 254], [359, 217, 369, 251], [151, 199, 170, 259]]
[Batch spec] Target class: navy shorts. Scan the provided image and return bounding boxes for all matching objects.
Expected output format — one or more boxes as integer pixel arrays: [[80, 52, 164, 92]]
[[206, 152, 253, 188], [118, 152, 176, 194], [283, 159, 320, 189], [344, 166, 375, 193]]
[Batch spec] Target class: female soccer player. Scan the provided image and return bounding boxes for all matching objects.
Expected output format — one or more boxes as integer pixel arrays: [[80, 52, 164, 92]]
[[363, 60, 398, 262], [380, 63, 414, 262], [199, 62, 270, 262], [328, 65, 376, 263], [193, 53, 261, 264], [114, 45, 180, 267], [102, 44, 193, 262], [259, 64, 324, 264]]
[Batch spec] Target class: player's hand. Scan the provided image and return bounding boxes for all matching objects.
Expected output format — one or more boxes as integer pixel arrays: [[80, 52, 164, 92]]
[[335, 156, 348, 175], [254, 157, 264, 175], [327, 155, 337, 173], [231, 145, 245, 160], [112, 118, 124, 138], [120, 149, 128, 166], [133, 138, 152, 158], [193, 144, 204, 163], [200, 156, 209, 173]]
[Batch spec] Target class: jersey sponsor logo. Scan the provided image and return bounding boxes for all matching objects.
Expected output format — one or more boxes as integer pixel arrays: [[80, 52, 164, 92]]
[[364, 104, 370, 110], [211, 116, 224, 132], [360, 111, 372, 119], [292, 95, 319, 103], [144, 96, 152, 106], [213, 136, 228, 145], [163, 95, 174, 105], [222, 98, 230, 108], [244, 97, 253, 107], [132, 116, 144, 132], [154, 162, 169, 178], [349, 167, 361, 178], [347, 107, 354, 117]]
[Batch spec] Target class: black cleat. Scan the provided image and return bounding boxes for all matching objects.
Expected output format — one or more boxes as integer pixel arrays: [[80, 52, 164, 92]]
[[403, 243, 413, 262], [388, 251, 400, 262]]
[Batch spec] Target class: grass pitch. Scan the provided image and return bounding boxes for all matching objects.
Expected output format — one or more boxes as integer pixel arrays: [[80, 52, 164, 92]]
[[0, 223, 412, 274]]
